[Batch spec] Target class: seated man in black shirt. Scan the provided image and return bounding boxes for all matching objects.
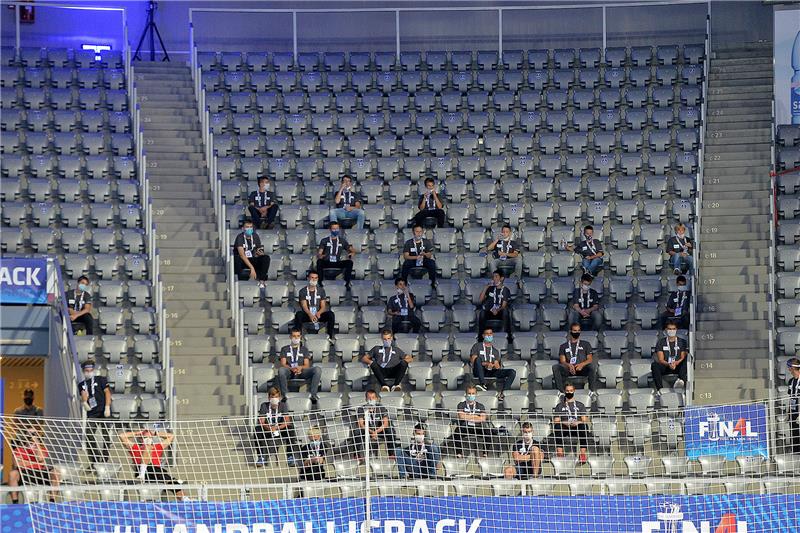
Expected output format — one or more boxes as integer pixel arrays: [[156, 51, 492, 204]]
[[666, 223, 694, 275], [478, 270, 512, 336], [661, 275, 691, 330], [485, 224, 523, 281], [316, 222, 356, 287], [551, 323, 600, 395], [361, 329, 411, 392], [67, 275, 95, 335], [277, 329, 322, 403], [253, 387, 296, 467], [248, 175, 279, 229], [233, 219, 270, 287], [341, 390, 398, 460], [78, 360, 112, 463], [394, 423, 441, 479], [442, 385, 498, 458], [409, 177, 446, 228], [566, 224, 604, 278], [551, 383, 592, 462], [512, 422, 544, 479], [292, 271, 336, 337], [386, 278, 423, 334], [651, 321, 689, 395], [567, 273, 602, 331], [400, 224, 437, 288], [296, 426, 330, 482], [470, 328, 517, 401], [330, 175, 365, 230]]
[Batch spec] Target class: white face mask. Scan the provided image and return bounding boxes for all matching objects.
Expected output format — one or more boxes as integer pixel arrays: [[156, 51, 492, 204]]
[[581, 283, 591, 291], [84, 371, 94, 380], [666, 330, 678, 338], [309, 280, 318, 287], [143, 437, 153, 446], [290, 337, 301, 346], [522, 432, 533, 443], [397, 288, 405, 295], [367, 399, 378, 407], [269, 397, 280, 407], [414, 434, 425, 443]]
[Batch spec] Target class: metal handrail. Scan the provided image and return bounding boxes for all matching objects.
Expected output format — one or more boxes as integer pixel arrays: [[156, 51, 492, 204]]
[[51, 257, 82, 418]]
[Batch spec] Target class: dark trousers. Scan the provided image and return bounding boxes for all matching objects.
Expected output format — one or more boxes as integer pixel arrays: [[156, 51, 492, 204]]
[[789, 414, 800, 454], [85, 417, 110, 463], [252, 425, 297, 459], [552, 424, 591, 450], [410, 209, 446, 228], [293, 310, 336, 336], [567, 309, 603, 331], [661, 311, 689, 330], [72, 314, 95, 335], [370, 360, 408, 387], [317, 258, 353, 283], [442, 424, 498, 457], [391, 314, 422, 334], [472, 361, 516, 391], [249, 205, 279, 228], [552, 362, 600, 392], [234, 254, 270, 281], [651, 360, 688, 390], [340, 427, 398, 458], [479, 308, 512, 335], [401, 258, 437, 285]]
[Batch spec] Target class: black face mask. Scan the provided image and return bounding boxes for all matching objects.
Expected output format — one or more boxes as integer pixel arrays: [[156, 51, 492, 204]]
[[23, 397, 34, 406], [565, 392, 575, 399], [570, 331, 580, 339]]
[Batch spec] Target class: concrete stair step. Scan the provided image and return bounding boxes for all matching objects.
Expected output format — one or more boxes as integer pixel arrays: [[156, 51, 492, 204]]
[[157, 208, 216, 217], [697, 274, 770, 285], [169, 347, 237, 358], [167, 317, 231, 328], [695, 319, 770, 331], [174, 402, 244, 417], [146, 160, 206, 169], [694, 329, 771, 341], [691, 384, 767, 405], [152, 199, 213, 208], [703, 182, 770, 193], [695, 338, 769, 351], [704, 190, 771, 200], [699, 233, 770, 243], [160, 256, 225, 267], [172, 364, 241, 379], [696, 249, 770, 259], [696, 310, 770, 321], [168, 330, 236, 345], [693, 358, 770, 375], [702, 198, 772, 209], [699, 257, 768, 267], [161, 297, 229, 309], [151, 191, 212, 201], [697, 302, 771, 315], [158, 222, 218, 231], [160, 247, 222, 258]]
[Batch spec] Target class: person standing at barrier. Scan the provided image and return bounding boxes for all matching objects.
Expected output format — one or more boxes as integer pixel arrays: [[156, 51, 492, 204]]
[[394, 423, 441, 479], [79, 360, 112, 464], [788, 358, 800, 454], [551, 383, 591, 463]]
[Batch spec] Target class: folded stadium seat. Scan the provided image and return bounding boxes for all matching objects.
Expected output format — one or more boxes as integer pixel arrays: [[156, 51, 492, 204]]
[[399, 51, 421, 72], [578, 69, 601, 90], [100, 336, 130, 364], [229, 93, 253, 115], [660, 456, 691, 478], [597, 88, 620, 110], [376, 71, 398, 95]]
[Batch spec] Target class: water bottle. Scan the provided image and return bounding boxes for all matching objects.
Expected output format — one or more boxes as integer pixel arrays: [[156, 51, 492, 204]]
[[793, 30, 800, 124], [439, 181, 447, 197]]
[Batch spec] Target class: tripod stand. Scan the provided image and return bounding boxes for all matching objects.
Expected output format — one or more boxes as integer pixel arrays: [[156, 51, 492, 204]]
[[134, 0, 169, 62]]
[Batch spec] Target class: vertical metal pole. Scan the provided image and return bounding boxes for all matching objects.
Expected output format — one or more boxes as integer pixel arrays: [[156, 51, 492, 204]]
[[364, 404, 371, 526], [498, 9, 503, 57], [15, 6, 21, 50], [292, 12, 298, 62], [601, 6, 607, 52], [395, 10, 401, 60]]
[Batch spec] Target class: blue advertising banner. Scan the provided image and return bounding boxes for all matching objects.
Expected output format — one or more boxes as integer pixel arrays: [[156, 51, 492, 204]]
[[0, 258, 48, 304], [2, 494, 798, 533], [685, 403, 768, 460]]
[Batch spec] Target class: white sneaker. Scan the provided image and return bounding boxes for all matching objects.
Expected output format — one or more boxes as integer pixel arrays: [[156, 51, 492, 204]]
[[391, 385, 402, 392], [380, 385, 390, 392], [673, 268, 681, 275], [475, 384, 487, 392], [258, 281, 266, 289], [654, 389, 662, 398], [673, 379, 685, 389]]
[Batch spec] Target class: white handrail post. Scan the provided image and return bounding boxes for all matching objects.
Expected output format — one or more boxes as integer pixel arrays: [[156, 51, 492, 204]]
[[602, 6, 607, 52], [15, 5, 20, 50], [395, 10, 401, 60], [497, 9, 503, 57], [292, 11, 298, 63]]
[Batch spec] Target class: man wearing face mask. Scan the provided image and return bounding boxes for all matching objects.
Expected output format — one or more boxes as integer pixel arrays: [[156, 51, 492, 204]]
[[387, 278, 422, 334], [277, 328, 322, 403], [316, 221, 356, 287], [119, 427, 189, 501], [410, 177, 446, 228], [650, 321, 689, 396], [485, 224, 523, 281], [342, 390, 398, 460], [661, 275, 691, 330], [567, 224, 604, 277], [67, 275, 95, 335], [253, 387, 296, 467], [330, 175, 366, 230], [361, 329, 412, 392], [442, 385, 498, 458], [552, 324, 599, 396], [552, 383, 591, 462], [248, 175, 279, 230], [78, 360, 112, 463], [292, 271, 336, 337], [478, 270, 513, 337], [470, 328, 517, 401], [394, 423, 441, 479], [400, 224, 437, 288], [297, 426, 331, 482], [567, 274, 602, 331], [787, 358, 800, 454], [14, 389, 43, 419], [512, 422, 544, 479], [233, 219, 270, 288], [666, 223, 694, 275]]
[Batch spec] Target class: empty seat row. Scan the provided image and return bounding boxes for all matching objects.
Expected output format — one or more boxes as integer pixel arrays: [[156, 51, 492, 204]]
[[1, 176, 139, 203], [1, 109, 131, 133], [1, 66, 126, 90], [2, 47, 124, 69], [1, 131, 134, 156], [2, 227, 145, 255], [1, 201, 142, 228], [1, 86, 129, 111], [75, 333, 160, 364], [1, 154, 136, 180], [197, 45, 704, 73]]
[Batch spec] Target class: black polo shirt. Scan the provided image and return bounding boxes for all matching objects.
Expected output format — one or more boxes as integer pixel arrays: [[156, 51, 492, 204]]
[[298, 286, 327, 312], [402, 238, 434, 258], [78, 375, 110, 418], [298, 439, 330, 481], [492, 238, 520, 259], [248, 189, 274, 208], [483, 285, 511, 311], [356, 404, 390, 428], [573, 237, 603, 258], [387, 292, 415, 316], [278, 344, 311, 368], [470, 342, 502, 365], [554, 400, 587, 422], [233, 231, 263, 257], [558, 340, 593, 365], [666, 235, 693, 255], [336, 189, 362, 209], [318, 236, 350, 262], [367, 344, 406, 369], [513, 437, 540, 479], [66, 289, 91, 312], [456, 400, 486, 428], [258, 401, 289, 426], [571, 288, 600, 310], [655, 337, 688, 364], [666, 290, 691, 315]]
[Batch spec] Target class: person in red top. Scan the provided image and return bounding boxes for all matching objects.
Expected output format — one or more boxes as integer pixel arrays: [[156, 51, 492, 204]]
[[119, 427, 189, 501], [8, 429, 60, 503]]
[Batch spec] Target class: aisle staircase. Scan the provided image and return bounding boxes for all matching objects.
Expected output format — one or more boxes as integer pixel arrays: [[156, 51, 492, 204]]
[[693, 42, 773, 404]]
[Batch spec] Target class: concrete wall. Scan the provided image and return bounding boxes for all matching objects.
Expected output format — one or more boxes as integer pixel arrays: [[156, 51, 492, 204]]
[[1, 1, 773, 60]]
